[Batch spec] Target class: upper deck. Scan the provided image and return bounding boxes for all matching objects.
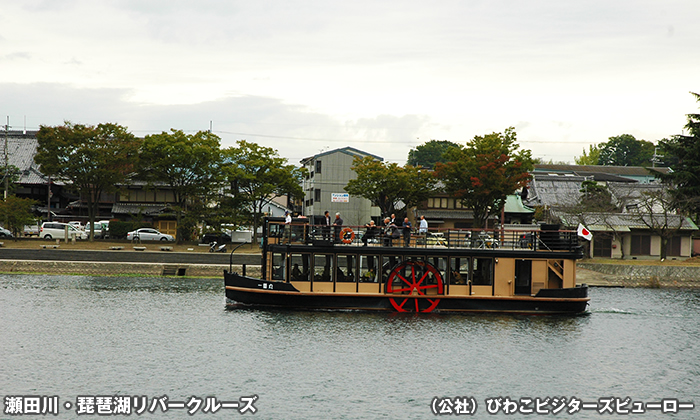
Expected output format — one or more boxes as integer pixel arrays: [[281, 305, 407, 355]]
[[264, 217, 583, 259]]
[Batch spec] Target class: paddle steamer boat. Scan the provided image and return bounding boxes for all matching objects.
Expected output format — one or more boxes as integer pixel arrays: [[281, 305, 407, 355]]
[[224, 217, 589, 314]]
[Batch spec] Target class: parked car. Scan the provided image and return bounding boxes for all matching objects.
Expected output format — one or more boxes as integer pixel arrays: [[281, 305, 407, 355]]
[[126, 228, 174, 241], [23, 224, 40, 237], [40, 222, 88, 240], [200, 231, 232, 244], [86, 222, 105, 239], [0, 227, 14, 238], [69, 221, 85, 230]]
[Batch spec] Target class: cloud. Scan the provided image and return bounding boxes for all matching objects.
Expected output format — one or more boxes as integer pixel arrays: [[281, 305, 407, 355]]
[[0, 82, 430, 164]]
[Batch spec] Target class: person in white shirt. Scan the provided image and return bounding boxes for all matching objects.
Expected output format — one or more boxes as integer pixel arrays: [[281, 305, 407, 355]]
[[419, 215, 428, 234], [284, 211, 292, 243]]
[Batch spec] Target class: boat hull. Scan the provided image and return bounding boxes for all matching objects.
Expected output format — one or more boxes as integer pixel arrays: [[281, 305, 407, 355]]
[[224, 271, 589, 314]]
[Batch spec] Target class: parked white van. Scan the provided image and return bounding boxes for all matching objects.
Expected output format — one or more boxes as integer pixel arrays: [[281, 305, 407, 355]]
[[40, 222, 88, 240]]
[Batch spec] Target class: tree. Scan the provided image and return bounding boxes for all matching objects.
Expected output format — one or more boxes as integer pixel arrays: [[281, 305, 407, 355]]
[[0, 196, 37, 239], [222, 140, 305, 240], [0, 165, 20, 198], [598, 134, 655, 166], [575, 144, 601, 165], [140, 129, 223, 243], [659, 92, 700, 224], [35, 122, 140, 240], [629, 189, 690, 260], [578, 180, 618, 212], [407, 140, 460, 168], [345, 157, 438, 218], [434, 127, 534, 228]]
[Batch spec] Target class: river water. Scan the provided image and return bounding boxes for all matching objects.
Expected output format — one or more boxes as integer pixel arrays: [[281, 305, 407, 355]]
[[1, 274, 698, 419]]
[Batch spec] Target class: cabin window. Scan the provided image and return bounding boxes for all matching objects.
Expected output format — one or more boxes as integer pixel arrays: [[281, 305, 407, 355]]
[[290, 253, 311, 281], [471, 258, 493, 286], [630, 235, 651, 255], [381, 255, 403, 284], [271, 253, 286, 281], [336, 254, 357, 282], [449, 257, 470, 285], [313, 254, 333, 282], [359, 255, 379, 282], [429, 257, 448, 286]]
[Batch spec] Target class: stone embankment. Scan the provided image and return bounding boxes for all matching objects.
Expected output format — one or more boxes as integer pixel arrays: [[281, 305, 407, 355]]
[[0, 248, 261, 278], [578, 262, 700, 288]]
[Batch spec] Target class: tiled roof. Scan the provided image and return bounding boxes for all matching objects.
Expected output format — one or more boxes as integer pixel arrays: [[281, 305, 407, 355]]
[[300, 146, 383, 164], [555, 211, 698, 231], [525, 175, 587, 208], [111, 203, 170, 215], [534, 164, 670, 177], [0, 131, 56, 185]]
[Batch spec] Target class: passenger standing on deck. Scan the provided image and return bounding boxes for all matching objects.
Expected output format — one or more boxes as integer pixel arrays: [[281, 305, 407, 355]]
[[402, 217, 412, 247], [383, 217, 397, 246], [323, 211, 331, 241], [284, 210, 292, 243], [419, 215, 428, 234], [333, 212, 344, 243]]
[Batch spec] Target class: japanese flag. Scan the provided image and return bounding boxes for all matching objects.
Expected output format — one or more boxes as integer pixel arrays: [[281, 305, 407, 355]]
[[577, 223, 593, 241]]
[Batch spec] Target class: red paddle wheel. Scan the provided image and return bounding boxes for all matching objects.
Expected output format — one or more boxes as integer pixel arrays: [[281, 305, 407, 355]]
[[385, 260, 444, 313]]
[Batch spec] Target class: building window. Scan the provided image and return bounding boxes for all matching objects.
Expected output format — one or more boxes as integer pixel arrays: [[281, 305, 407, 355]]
[[314, 188, 321, 202], [315, 160, 322, 174], [427, 197, 449, 209], [454, 200, 464, 209], [630, 235, 651, 255]]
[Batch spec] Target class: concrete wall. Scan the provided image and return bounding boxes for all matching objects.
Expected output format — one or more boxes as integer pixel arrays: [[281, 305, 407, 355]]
[[578, 262, 700, 287]]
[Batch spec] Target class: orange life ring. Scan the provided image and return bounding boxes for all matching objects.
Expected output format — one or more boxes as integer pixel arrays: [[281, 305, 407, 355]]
[[340, 227, 355, 244]]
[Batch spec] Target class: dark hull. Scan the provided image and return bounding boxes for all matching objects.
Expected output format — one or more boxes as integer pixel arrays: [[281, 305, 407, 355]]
[[224, 271, 590, 314]]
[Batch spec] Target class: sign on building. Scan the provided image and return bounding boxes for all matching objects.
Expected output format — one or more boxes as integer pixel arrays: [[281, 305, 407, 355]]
[[331, 193, 349, 203]]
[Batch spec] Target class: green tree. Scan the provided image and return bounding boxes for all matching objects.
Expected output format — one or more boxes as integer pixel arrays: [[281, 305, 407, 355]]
[[0, 165, 20, 198], [140, 129, 223, 243], [578, 180, 617, 212], [598, 134, 655, 166], [659, 92, 700, 223], [0, 196, 37, 239], [434, 127, 534, 228], [35, 122, 140, 240], [345, 157, 438, 217], [222, 140, 305, 240], [407, 140, 460, 168], [575, 144, 602, 165]]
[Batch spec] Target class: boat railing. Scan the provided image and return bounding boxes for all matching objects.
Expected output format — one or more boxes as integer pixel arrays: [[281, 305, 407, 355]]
[[266, 221, 580, 252]]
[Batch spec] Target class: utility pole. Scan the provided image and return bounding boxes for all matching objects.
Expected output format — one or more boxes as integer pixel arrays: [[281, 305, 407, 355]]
[[4, 116, 8, 201]]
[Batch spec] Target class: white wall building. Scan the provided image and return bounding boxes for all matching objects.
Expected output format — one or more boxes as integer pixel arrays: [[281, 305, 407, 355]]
[[300, 147, 382, 226]]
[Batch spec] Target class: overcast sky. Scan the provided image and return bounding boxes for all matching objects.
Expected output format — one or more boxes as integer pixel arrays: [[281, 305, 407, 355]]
[[2, 0, 699, 164]]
